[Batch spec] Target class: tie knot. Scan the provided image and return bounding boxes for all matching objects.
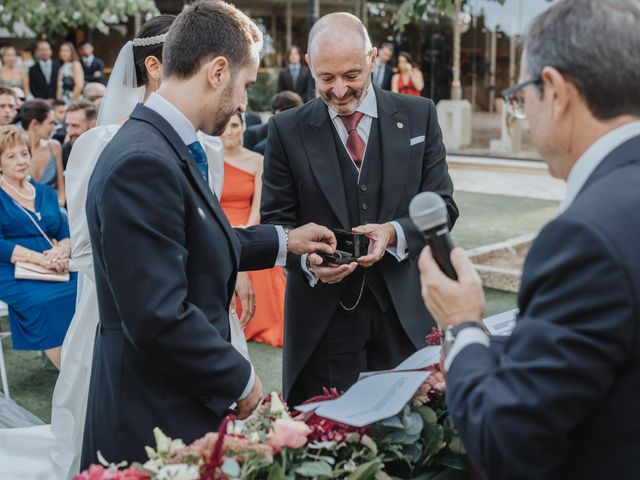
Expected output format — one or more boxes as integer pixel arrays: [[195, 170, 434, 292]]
[[339, 111, 364, 133]]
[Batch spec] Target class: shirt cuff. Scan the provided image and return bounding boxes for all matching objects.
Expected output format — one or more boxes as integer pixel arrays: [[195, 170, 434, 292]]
[[301, 254, 319, 287], [274, 225, 287, 267], [239, 365, 255, 400], [444, 327, 490, 372], [385, 221, 409, 261]]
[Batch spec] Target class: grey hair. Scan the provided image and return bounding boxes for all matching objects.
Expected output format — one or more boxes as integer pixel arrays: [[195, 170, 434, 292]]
[[308, 12, 372, 58], [524, 0, 640, 120]]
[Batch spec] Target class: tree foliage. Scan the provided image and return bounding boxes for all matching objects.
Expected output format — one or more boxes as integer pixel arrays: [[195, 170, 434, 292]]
[[0, 0, 159, 37], [391, 0, 507, 31]]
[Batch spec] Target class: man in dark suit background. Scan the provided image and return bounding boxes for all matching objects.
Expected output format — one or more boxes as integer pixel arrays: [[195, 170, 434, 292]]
[[276, 45, 315, 103], [262, 13, 458, 406], [81, 1, 336, 468], [419, 1, 640, 479], [29, 41, 60, 101], [80, 42, 105, 85], [244, 90, 302, 154], [372, 42, 394, 90]]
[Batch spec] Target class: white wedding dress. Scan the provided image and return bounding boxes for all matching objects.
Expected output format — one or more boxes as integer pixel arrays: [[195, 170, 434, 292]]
[[0, 123, 246, 480]]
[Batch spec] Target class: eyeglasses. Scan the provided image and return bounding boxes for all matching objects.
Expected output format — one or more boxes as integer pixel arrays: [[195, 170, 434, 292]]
[[500, 75, 542, 119]]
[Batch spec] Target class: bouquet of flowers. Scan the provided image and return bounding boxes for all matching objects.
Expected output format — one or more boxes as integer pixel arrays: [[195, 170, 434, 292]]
[[76, 329, 467, 480]]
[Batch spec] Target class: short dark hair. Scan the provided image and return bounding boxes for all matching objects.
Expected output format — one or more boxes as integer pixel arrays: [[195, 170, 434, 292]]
[[271, 90, 303, 113], [524, 0, 640, 120], [379, 42, 394, 51], [133, 14, 176, 87], [163, 1, 263, 79], [14, 99, 51, 130], [67, 100, 98, 122], [52, 99, 67, 108], [0, 86, 15, 99]]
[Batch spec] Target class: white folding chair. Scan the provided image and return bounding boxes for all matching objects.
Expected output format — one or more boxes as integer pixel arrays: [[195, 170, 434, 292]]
[[0, 301, 10, 398]]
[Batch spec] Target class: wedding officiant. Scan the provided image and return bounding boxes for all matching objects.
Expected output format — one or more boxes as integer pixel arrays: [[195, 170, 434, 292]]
[[419, 1, 640, 479]]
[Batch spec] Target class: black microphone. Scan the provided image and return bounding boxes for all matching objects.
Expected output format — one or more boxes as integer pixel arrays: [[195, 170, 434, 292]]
[[409, 192, 458, 280]]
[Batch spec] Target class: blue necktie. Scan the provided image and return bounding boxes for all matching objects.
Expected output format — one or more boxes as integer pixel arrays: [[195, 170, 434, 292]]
[[187, 141, 209, 183]]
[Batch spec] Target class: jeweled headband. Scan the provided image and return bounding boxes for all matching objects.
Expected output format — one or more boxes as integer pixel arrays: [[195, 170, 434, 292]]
[[132, 33, 167, 47]]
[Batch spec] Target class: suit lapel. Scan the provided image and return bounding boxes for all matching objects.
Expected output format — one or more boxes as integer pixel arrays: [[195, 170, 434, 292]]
[[376, 87, 411, 221], [302, 100, 350, 229], [129, 105, 240, 265]]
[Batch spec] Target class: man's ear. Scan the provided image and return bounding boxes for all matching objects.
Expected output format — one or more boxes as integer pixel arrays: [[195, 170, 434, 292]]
[[305, 54, 315, 78], [205, 56, 230, 91], [541, 66, 572, 118], [144, 55, 162, 82]]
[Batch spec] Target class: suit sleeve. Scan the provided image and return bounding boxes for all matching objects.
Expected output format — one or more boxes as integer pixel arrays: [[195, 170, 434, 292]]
[[445, 218, 636, 480], [260, 116, 306, 278], [234, 224, 280, 271], [277, 69, 286, 93], [395, 99, 458, 256], [99, 154, 251, 415]]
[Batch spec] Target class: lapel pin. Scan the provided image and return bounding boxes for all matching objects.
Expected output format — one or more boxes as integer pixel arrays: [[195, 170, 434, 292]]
[[397, 122, 404, 129], [197, 207, 206, 219]]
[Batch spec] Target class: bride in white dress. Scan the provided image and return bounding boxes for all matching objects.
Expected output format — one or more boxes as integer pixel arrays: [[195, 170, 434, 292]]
[[0, 15, 250, 479]]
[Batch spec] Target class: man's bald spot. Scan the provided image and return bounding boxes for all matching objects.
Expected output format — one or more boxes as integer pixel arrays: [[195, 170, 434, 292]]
[[308, 13, 372, 58]]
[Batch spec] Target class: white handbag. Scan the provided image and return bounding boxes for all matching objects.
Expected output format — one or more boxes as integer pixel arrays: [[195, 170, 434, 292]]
[[12, 200, 71, 283]]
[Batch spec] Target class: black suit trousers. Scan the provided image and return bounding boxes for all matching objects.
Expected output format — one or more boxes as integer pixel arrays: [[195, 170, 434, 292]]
[[287, 288, 415, 406]]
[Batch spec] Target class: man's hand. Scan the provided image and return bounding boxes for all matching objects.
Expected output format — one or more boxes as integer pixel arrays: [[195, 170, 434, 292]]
[[288, 223, 336, 256], [352, 223, 397, 268], [233, 272, 255, 328], [308, 253, 357, 284], [237, 374, 263, 420], [418, 247, 484, 329]]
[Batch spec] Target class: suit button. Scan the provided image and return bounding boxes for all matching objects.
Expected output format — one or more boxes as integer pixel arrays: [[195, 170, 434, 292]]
[[362, 202, 368, 210], [360, 184, 367, 191]]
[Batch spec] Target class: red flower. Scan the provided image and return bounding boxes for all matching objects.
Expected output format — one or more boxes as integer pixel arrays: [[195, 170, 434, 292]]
[[295, 388, 371, 442], [426, 327, 444, 346], [74, 465, 149, 480]]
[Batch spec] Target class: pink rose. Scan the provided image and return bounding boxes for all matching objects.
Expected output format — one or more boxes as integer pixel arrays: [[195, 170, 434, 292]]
[[268, 419, 311, 450]]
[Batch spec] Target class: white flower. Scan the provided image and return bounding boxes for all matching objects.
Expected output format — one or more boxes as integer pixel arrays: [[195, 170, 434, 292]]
[[156, 464, 200, 480], [142, 458, 164, 474], [153, 427, 172, 455], [269, 391, 290, 419]]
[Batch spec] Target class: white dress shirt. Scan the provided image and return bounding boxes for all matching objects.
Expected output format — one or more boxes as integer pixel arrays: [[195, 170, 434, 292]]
[[145, 92, 290, 399], [301, 86, 409, 287], [445, 120, 640, 372], [39, 59, 52, 84]]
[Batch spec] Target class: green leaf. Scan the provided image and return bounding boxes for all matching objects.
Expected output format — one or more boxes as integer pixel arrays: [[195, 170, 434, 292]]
[[419, 424, 445, 466], [346, 459, 384, 480], [448, 436, 466, 455], [295, 460, 333, 478], [436, 451, 468, 470], [360, 435, 378, 455], [415, 406, 438, 426], [267, 461, 285, 480]]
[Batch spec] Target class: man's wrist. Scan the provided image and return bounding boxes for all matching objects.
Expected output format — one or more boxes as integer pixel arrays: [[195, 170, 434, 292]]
[[384, 222, 397, 246]]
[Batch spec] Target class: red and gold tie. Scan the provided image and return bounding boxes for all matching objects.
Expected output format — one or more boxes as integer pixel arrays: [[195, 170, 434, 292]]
[[339, 111, 366, 169]]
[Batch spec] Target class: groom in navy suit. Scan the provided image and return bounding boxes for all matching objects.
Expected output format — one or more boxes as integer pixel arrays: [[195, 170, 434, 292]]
[[419, 1, 640, 479], [82, 1, 336, 467]]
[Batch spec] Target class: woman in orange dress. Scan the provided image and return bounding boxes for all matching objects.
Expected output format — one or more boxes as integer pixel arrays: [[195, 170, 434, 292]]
[[220, 113, 286, 347], [391, 51, 424, 97]]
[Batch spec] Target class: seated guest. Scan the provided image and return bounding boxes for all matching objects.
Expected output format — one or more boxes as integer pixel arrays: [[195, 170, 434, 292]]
[[0, 125, 77, 369], [51, 99, 67, 145], [0, 87, 17, 126], [80, 42, 105, 85], [61, 100, 97, 169], [82, 82, 106, 109], [244, 90, 303, 154], [391, 52, 424, 96], [14, 100, 65, 205], [221, 114, 286, 347]]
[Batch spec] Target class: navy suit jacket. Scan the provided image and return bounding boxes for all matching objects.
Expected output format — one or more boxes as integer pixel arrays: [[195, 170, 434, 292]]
[[81, 104, 280, 467], [82, 56, 105, 84], [446, 134, 640, 480], [28, 61, 60, 99]]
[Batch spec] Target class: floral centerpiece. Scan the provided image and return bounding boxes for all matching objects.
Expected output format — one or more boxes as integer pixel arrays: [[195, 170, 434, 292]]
[[76, 329, 467, 480]]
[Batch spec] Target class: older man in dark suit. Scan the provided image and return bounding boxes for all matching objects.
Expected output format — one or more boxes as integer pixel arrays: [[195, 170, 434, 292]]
[[262, 12, 458, 405], [419, 1, 640, 479]]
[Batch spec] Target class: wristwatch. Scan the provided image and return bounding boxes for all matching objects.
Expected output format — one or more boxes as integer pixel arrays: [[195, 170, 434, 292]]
[[442, 321, 486, 359]]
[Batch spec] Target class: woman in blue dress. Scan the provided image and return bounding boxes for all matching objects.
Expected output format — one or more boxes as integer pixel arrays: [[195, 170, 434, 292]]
[[0, 125, 76, 368]]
